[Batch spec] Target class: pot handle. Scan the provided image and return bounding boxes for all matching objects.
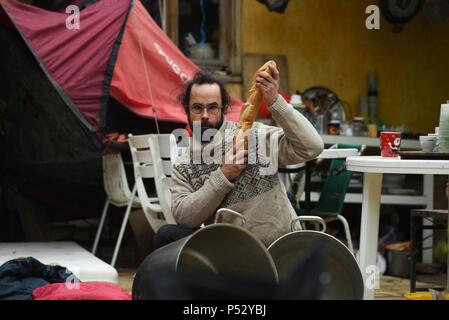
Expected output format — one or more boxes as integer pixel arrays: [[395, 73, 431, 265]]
[[291, 216, 327, 233], [214, 208, 247, 226]]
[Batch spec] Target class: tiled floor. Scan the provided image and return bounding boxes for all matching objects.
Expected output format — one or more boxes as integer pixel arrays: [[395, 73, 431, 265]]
[[117, 268, 135, 294], [117, 268, 446, 300], [375, 275, 443, 300]]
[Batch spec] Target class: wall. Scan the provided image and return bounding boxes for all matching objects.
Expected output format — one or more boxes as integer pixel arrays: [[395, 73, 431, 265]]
[[243, 0, 449, 133]]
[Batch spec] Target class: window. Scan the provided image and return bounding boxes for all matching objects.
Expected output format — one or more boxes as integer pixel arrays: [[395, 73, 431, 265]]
[[178, 0, 221, 61], [143, 0, 242, 78], [141, 0, 165, 28]]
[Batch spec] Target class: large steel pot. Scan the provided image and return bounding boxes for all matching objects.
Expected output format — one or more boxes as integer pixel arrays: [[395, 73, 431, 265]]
[[268, 216, 364, 300], [133, 209, 278, 299]]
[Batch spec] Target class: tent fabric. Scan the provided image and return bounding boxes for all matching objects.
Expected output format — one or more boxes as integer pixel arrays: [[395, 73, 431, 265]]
[[2, 0, 243, 133], [0, 8, 12, 29], [110, 0, 242, 124], [0, 0, 244, 220], [57, 0, 88, 11], [33, 282, 132, 300], [1, 0, 130, 129]]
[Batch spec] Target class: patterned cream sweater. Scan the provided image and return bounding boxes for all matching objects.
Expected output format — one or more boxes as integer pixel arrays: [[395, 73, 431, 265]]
[[171, 95, 324, 247]]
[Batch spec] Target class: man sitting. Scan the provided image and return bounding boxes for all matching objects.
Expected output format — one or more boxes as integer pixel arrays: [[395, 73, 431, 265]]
[[154, 64, 323, 249]]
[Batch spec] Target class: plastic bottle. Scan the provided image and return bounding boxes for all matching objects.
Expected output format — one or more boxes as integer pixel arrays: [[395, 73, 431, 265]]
[[359, 96, 369, 124], [439, 101, 449, 152], [368, 71, 378, 124]]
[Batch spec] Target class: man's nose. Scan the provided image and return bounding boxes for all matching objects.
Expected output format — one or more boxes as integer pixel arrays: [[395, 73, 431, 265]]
[[201, 108, 209, 119]]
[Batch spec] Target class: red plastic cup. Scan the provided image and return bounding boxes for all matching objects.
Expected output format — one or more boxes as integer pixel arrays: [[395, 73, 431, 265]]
[[380, 132, 401, 157]]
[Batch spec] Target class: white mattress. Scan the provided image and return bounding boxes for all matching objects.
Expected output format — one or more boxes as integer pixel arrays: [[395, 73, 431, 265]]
[[0, 242, 118, 283]]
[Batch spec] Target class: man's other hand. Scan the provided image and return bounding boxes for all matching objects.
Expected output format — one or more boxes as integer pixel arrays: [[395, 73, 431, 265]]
[[221, 136, 248, 181]]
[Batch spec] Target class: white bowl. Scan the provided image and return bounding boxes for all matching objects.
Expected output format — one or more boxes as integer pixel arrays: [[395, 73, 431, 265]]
[[419, 136, 437, 152]]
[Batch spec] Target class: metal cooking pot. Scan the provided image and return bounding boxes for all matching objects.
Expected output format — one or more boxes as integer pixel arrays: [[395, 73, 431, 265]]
[[133, 209, 278, 299], [268, 216, 364, 300]]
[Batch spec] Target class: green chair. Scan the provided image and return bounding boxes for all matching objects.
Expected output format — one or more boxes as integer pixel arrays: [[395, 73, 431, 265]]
[[300, 144, 366, 255]]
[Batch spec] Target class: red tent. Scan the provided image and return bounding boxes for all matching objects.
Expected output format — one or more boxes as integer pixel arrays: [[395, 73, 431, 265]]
[[1, 0, 242, 132], [110, 0, 243, 125]]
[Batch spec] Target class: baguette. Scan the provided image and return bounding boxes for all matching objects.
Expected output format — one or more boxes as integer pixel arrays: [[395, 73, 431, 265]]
[[234, 60, 276, 151]]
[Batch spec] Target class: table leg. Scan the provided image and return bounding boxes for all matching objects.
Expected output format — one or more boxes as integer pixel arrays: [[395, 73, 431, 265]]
[[447, 177, 449, 292], [305, 161, 312, 212], [422, 174, 434, 263], [410, 213, 418, 293], [358, 172, 383, 300]]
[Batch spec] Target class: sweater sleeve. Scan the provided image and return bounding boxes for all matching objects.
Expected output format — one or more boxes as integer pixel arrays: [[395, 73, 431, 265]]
[[264, 94, 324, 166], [171, 166, 235, 228]]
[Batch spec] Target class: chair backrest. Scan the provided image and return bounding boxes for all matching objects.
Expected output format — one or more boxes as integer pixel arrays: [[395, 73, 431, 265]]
[[102, 153, 132, 206], [312, 144, 364, 216], [128, 134, 166, 231], [331, 143, 366, 155], [148, 134, 178, 225], [312, 159, 352, 216], [128, 133, 156, 179]]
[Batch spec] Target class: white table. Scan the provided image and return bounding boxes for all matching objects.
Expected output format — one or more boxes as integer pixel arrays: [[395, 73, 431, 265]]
[[346, 156, 449, 300], [282, 148, 360, 172], [0, 242, 118, 283]]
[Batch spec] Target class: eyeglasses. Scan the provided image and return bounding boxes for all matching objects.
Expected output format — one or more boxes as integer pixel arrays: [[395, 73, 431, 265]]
[[189, 103, 223, 115]]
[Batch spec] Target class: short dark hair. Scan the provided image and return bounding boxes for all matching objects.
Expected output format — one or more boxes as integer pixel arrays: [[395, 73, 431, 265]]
[[179, 72, 230, 113]]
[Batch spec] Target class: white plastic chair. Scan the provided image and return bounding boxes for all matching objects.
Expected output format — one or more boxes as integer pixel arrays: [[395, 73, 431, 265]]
[[128, 134, 177, 234], [91, 152, 159, 267], [148, 134, 178, 225]]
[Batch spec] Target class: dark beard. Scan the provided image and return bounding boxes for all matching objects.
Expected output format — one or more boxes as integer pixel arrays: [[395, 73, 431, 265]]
[[189, 116, 224, 143]]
